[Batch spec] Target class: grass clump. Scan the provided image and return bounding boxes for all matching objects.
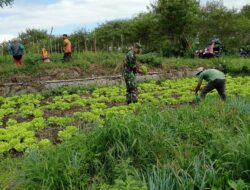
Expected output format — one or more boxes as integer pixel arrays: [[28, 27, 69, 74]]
[[0, 97, 249, 189]]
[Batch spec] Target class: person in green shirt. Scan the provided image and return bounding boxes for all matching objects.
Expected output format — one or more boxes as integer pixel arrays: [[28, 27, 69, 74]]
[[123, 43, 142, 104], [195, 67, 226, 101]]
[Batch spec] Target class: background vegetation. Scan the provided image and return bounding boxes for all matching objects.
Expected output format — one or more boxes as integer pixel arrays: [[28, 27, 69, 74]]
[[1, 52, 250, 79], [0, 1, 250, 189], [0, 97, 250, 189], [1, 0, 250, 57]]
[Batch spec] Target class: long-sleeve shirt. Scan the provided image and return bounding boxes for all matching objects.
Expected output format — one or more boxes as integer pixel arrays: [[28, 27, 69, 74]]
[[8, 43, 24, 56], [123, 50, 137, 78]]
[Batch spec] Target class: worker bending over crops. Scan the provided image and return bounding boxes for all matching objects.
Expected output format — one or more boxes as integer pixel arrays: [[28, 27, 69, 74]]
[[8, 38, 24, 65], [62, 34, 72, 62], [195, 67, 226, 101], [123, 43, 142, 104], [41, 48, 51, 63]]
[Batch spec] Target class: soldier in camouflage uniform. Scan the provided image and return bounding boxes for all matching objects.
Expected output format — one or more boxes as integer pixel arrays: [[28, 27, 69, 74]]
[[123, 43, 142, 104]]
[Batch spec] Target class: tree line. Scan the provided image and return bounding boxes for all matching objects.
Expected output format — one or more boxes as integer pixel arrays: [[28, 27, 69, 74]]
[[94, 0, 250, 56], [1, 0, 250, 57]]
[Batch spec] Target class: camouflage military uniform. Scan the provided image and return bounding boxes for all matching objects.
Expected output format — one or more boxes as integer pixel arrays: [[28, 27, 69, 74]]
[[123, 50, 138, 104]]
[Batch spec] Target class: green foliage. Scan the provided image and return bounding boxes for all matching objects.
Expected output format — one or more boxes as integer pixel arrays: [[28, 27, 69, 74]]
[[198, 2, 250, 53], [47, 116, 73, 127], [1, 1, 250, 56], [0, 76, 250, 154], [140, 65, 148, 75], [38, 139, 51, 149], [152, 0, 200, 56], [19, 137, 90, 190], [100, 177, 147, 190], [147, 153, 217, 190], [0, 52, 123, 78], [93, 1, 250, 56], [4, 97, 249, 189], [0, 156, 22, 190], [241, 4, 250, 19], [228, 179, 249, 190], [58, 126, 78, 141], [0, 76, 250, 189], [0, 0, 13, 8], [137, 53, 162, 67]]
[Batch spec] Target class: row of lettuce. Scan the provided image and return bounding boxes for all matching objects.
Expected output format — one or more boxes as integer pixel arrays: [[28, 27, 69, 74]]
[[1, 96, 250, 189], [0, 76, 249, 154]]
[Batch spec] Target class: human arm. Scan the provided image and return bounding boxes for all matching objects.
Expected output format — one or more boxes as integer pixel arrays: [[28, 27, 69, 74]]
[[19, 44, 24, 55], [125, 51, 137, 74], [20, 44, 24, 50], [136, 62, 144, 74], [63, 39, 68, 52], [64, 40, 67, 47], [195, 79, 203, 95]]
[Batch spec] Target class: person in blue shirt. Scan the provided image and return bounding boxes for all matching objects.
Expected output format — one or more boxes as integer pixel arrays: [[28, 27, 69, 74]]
[[8, 38, 25, 65]]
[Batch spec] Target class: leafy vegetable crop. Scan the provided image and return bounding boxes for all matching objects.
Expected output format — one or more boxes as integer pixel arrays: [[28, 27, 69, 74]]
[[0, 76, 249, 154]]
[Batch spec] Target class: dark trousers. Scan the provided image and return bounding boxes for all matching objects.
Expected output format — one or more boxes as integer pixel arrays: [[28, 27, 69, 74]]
[[63, 53, 72, 62], [201, 79, 226, 101], [13, 55, 23, 65]]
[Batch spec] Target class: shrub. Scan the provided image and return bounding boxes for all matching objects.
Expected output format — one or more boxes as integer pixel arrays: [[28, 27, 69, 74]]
[[8, 97, 250, 189], [137, 53, 162, 67]]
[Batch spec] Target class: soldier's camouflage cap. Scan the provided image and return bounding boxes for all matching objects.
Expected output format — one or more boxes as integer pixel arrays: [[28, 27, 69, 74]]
[[134, 43, 142, 49]]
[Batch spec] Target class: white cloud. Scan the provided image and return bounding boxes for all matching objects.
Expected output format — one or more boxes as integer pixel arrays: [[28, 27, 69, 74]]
[[0, 0, 248, 43], [0, 0, 151, 39], [201, 0, 249, 9], [0, 34, 16, 44], [223, 0, 249, 9]]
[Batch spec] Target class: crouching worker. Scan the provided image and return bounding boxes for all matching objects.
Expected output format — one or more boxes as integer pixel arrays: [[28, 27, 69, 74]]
[[8, 38, 24, 65], [41, 48, 51, 63], [195, 67, 226, 101], [123, 43, 142, 104]]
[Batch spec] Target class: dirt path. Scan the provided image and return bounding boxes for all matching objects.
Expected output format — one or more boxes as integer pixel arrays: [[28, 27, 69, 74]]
[[0, 66, 199, 96]]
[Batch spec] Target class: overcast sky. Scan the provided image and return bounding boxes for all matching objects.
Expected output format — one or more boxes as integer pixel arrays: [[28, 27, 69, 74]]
[[0, 0, 249, 43]]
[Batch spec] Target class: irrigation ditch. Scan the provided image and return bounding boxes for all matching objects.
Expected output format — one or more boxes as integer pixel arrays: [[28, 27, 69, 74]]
[[0, 68, 198, 96]]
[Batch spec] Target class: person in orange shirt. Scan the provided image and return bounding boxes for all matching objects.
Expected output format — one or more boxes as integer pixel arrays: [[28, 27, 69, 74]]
[[63, 34, 72, 62]]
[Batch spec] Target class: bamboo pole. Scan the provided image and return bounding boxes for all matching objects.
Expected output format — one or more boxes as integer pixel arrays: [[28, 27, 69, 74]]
[[93, 34, 97, 53]]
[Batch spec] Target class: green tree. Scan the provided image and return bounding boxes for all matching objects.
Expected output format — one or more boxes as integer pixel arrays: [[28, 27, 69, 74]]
[[0, 0, 13, 7], [18, 29, 50, 54], [198, 1, 250, 53], [151, 0, 200, 56], [70, 29, 90, 52], [241, 4, 250, 19], [19, 28, 49, 43], [94, 12, 159, 52], [127, 13, 159, 52], [95, 20, 130, 51]]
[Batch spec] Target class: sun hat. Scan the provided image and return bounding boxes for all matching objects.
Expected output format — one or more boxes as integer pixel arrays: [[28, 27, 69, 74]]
[[195, 67, 204, 76]]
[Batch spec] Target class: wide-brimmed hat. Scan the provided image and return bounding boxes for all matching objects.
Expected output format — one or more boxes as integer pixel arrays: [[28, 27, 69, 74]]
[[195, 67, 204, 76], [12, 38, 20, 42]]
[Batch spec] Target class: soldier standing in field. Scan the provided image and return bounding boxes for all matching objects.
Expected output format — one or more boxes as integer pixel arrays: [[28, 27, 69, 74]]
[[123, 43, 142, 104], [195, 67, 226, 101], [62, 34, 72, 62]]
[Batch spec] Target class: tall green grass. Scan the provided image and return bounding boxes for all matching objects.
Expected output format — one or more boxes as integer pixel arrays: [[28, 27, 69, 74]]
[[0, 97, 250, 189], [1, 52, 250, 78], [0, 52, 124, 78], [162, 56, 250, 74]]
